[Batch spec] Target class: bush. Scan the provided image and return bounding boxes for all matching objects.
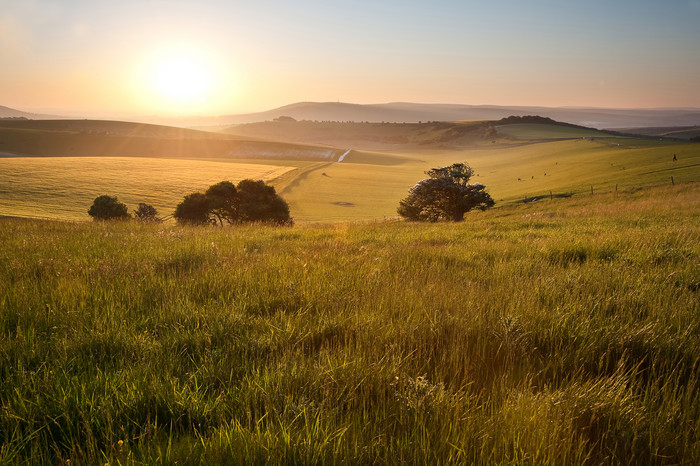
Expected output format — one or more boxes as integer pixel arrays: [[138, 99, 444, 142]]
[[133, 203, 161, 222]]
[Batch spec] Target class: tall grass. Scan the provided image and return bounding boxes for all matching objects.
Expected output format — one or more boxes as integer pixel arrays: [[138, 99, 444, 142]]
[[1, 183, 698, 464]]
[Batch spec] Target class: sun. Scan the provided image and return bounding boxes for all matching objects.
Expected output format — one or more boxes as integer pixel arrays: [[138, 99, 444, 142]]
[[134, 44, 225, 113], [152, 54, 211, 103]]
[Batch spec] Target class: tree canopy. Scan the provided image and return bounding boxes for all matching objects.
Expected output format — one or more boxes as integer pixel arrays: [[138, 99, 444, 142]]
[[173, 180, 291, 226], [173, 192, 211, 225], [87, 195, 130, 220], [397, 163, 494, 222]]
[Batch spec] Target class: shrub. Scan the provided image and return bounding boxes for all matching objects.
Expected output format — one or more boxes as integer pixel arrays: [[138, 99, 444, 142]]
[[133, 203, 161, 222]]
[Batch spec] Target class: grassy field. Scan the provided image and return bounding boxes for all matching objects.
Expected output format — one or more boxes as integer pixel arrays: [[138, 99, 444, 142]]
[[0, 157, 297, 221], [280, 137, 699, 222], [0, 183, 698, 464], [1, 119, 698, 223]]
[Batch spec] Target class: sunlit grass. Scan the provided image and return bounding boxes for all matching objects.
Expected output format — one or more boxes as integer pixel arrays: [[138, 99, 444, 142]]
[[1, 182, 698, 463], [280, 138, 700, 222], [0, 157, 295, 220]]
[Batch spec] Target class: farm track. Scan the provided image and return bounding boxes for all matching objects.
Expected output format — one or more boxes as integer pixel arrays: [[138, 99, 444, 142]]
[[277, 162, 334, 196]]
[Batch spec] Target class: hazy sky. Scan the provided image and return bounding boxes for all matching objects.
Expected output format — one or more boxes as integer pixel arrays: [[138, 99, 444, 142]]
[[2, 0, 699, 117]]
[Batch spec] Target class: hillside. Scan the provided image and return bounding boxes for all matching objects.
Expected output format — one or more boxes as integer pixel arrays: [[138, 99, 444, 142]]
[[0, 119, 345, 161], [610, 125, 700, 141], [0, 104, 63, 120], [224, 116, 621, 151]]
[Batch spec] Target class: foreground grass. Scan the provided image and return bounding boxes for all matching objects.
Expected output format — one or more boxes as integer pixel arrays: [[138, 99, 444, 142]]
[[1, 183, 698, 464]]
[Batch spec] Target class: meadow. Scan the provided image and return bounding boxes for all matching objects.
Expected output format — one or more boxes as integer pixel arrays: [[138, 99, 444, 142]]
[[1, 182, 698, 464], [0, 157, 297, 221], [1, 119, 698, 223]]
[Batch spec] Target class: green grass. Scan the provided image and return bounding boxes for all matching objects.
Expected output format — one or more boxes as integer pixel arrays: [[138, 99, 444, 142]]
[[1, 183, 698, 464]]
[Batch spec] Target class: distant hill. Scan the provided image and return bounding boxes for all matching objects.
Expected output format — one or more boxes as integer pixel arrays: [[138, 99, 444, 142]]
[[0, 105, 64, 120], [203, 102, 700, 130], [609, 126, 700, 141], [224, 116, 627, 150], [4, 102, 700, 130], [0, 119, 345, 161]]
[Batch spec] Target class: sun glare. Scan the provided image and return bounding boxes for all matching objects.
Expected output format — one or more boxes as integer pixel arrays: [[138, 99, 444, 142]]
[[152, 55, 211, 103], [133, 44, 229, 114]]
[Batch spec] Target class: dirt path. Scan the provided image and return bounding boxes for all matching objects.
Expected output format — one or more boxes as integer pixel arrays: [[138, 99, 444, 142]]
[[277, 162, 334, 196]]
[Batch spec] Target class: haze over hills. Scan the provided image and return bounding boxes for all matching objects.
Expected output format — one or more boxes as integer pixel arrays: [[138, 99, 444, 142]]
[[0, 105, 64, 120], [3, 102, 700, 130], [198, 102, 700, 130]]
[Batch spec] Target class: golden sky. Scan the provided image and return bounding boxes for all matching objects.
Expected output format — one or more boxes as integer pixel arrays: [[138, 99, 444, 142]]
[[2, 0, 699, 117]]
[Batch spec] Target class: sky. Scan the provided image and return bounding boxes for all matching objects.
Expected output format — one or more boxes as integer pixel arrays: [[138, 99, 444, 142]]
[[1, 0, 699, 117]]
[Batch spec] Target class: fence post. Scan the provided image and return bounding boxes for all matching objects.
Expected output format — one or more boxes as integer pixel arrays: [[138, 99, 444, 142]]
[[590, 185, 594, 195], [671, 176, 674, 185]]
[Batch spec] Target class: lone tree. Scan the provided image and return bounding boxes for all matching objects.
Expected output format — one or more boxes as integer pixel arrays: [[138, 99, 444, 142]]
[[133, 203, 161, 222], [88, 195, 130, 220], [173, 180, 291, 226], [397, 163, 494, 222]]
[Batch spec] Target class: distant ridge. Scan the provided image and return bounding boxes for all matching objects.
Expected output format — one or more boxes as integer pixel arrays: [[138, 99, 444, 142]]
[[0, 105, 65, 120], [4, 102, 700, 130], [206, 102, 700, 130]]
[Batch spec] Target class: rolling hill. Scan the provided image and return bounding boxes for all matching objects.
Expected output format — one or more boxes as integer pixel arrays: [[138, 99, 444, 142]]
[[0, 119, 345, 161], [199, 102, 700, 129], [5, 101, 700, 130], [0, 104, 64, 120], [0, 116, 698, 223], [609, 125, 700, 141]]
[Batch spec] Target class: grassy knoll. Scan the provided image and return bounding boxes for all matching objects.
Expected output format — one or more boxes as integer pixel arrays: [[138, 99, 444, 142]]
[[1, 183, 698, 464], [0, 157, 296, 221]]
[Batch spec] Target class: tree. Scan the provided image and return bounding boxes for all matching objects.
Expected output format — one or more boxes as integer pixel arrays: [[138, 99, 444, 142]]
[[173, 193, 210, 225], [397, 163, 494, 222], [88, 195, 130, 220], [236, 179, 291, 224], [205, 181, 238, 225], [133, 203, 161, 222], [173, 180, 291, 226]]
